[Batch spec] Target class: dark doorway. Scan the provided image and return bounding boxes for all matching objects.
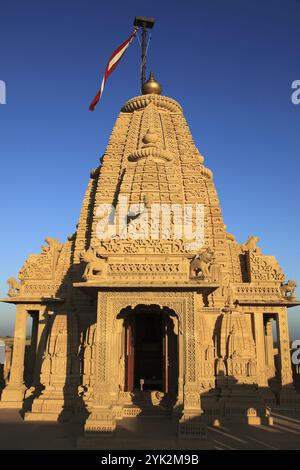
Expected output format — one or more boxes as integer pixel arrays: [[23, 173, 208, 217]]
[[124, 307, 178, 396], [135, 312, 163, 390]]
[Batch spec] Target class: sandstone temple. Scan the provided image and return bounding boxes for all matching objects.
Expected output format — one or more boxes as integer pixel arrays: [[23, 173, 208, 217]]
[[1, 73, 299, 443]]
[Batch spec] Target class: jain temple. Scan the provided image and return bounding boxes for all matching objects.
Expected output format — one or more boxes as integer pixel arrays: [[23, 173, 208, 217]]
[[1, 72, 299, 444]]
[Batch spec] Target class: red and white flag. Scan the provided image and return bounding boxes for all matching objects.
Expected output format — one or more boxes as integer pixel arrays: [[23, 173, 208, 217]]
[[89, 28, 138, 111]]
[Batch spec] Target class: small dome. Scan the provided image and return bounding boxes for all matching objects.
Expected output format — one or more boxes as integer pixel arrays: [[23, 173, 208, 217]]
[[142, 72, 162, 95]]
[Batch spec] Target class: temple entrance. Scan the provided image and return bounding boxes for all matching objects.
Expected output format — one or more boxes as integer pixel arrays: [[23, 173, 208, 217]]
[[135, 313, 163, 391], [124, 306, 178, 396]]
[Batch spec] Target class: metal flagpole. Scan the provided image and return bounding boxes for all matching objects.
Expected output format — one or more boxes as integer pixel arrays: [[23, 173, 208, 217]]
[[134, 16, 155, 92]]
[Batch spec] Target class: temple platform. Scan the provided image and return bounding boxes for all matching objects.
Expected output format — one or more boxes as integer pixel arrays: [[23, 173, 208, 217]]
[[1, 409, 300, 450]]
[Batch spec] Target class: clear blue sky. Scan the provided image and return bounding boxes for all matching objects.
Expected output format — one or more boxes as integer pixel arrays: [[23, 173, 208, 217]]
[[0, 0, 299, 338]]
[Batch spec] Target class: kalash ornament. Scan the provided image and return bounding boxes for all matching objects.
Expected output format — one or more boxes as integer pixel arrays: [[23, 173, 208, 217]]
[[142, 71, 162, 95]]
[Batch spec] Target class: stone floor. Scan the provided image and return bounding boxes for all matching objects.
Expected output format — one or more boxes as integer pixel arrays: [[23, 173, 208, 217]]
[[0, 409, 300, 450]]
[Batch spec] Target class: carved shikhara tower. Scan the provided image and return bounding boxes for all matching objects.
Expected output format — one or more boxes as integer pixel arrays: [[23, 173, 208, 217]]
[[1, 77, 299, 441]]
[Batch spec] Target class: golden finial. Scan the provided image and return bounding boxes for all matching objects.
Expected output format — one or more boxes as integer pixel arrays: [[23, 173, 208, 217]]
[[142, 72, 162, 95]]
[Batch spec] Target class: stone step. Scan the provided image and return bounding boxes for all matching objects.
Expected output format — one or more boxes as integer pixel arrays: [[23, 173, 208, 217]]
[[123, 406, 172, 418]]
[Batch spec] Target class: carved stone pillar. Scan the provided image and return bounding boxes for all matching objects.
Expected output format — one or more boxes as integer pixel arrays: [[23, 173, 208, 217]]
[[179, 292, 206, 440], [0, 305, 27, 407], [32, 307, 48, 389], [276, 308, 293, 385], [253, 310, 268, 387], [4, 343, 13, 383], [27, 312, 39, 386], [84, 291, 116, 436], [264, 316, 275, 380], [276, 308, 300, 407]]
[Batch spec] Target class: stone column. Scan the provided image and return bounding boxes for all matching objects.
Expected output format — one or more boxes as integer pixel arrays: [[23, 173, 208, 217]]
[[179, 292, 206, 440], [264, 316, 275, 379], [247, 310, 275, 418], [276, 308, 293, 385], [27, 312, 39, 386], [4, 343, 13, 383], [0, 305, 27, 407], [84, 291, 117, 437], [32, 307, 48, 389], [276, 307, 300, 407], [253, 310, 268, 387]]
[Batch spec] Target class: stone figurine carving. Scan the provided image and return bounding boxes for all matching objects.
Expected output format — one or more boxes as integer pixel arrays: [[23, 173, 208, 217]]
[[240, 235, 261, 253], [43, 237, 63, 253], [18, 235, 64, 282], [280, 280, 297, 300], [44, 237, 63, 271], [190, 247, 215, 279], [225, 284, 237, 309], [81, 247, 107, 280], [7, 277, 22, 296]]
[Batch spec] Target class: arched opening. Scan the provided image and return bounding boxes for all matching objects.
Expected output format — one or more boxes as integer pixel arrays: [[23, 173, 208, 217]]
[[120, 305, 179, 398], [134, 311, 163, 391]]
